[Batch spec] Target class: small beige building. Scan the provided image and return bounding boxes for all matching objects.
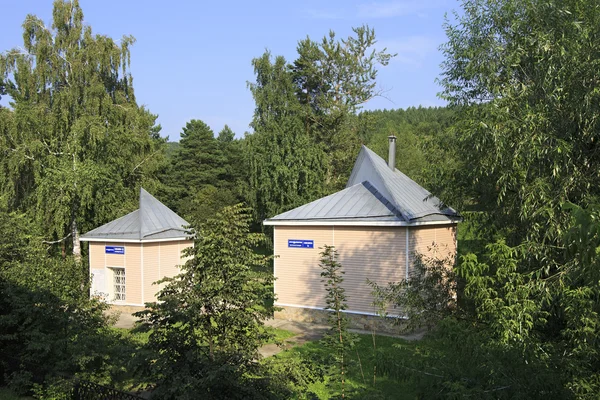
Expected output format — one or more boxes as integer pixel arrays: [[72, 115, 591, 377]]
[[264, 137, 461, 319], [81, 188, 193, 307]]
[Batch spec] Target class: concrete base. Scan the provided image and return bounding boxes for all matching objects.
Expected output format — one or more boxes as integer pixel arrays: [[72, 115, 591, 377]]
[[108, 304, 145, 315], [274, 305, 409, 335]]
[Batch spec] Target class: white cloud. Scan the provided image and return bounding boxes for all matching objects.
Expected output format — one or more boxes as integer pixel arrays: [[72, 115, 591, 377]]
[[379, 36, 438, 66], [305, 8, 347, 20], [358, 0, 447, 19]]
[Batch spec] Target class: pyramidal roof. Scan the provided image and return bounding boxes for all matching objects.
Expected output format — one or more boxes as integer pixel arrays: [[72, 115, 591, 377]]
[[265, 145, 460, 226], [81, 188, 190, 242]]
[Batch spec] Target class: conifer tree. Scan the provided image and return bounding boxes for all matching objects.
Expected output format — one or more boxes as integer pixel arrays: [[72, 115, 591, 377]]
[[136, 204, 276, 398], [320, 245, 357, 398]]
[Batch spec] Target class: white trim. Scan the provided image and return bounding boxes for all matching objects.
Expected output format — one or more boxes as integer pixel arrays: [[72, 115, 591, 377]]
[[81, 237, 190, 243], [263, 219, 458, 227], [141, 242, 144, 304], [332, 225, 335, 246], [273, 228, 277, 299], [406, 226, 409, 280], [275, 302, 408, 319], [158, 242, 162, 287], [107, 301, 145, 307]]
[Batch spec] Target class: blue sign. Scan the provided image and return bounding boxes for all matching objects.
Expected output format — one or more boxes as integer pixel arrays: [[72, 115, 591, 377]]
[[105, 246, 125, 255], [288, 239, 314, 249]]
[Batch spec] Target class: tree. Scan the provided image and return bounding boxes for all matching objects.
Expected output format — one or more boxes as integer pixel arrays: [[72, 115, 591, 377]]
[[245, 26, 394, 223], [320, 245, 356, 398], [0, 205, 120, 396], [170, 120, 226, 194], [217, 124, 235, 142], [436, 2, 600, 396], [135, 205, 277, 399], [291, 27, 394, 189], [440, 0, 600, 248], [370, 249, 458, 332], [246, 52, 327, 222], [164, 119, 244, 222], [0, 0, 163, 258]]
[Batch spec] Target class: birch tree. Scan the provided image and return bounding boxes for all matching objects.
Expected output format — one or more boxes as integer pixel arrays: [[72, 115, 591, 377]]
[[0, 0, 163, 258]]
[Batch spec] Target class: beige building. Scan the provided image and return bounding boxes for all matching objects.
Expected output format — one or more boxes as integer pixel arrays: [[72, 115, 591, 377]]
[[264, 137, 460, 318], [81, 188, 193, 307]]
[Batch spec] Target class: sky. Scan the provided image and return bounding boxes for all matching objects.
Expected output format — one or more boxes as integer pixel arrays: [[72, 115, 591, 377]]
[[0, 0, 460, 141]]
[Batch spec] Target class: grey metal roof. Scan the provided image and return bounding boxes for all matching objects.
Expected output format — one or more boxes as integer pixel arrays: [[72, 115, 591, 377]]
[[265, 145, 460, 225], [270, 181, 404, 221], [346, 146, 459, 222], [81, 188, 190, 241]]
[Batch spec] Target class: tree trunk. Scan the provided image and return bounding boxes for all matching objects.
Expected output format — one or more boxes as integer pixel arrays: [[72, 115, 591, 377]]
[[72, 218, 81, 262]]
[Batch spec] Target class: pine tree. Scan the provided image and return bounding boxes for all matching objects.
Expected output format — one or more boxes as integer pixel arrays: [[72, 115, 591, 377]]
[[320, 245, 357, 398]]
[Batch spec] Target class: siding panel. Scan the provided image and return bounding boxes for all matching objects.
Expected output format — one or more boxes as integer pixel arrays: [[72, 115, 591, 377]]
[[275, 224, 457, 316], [335, 227, 406, 315], [125, 244, 142, 304], [143, 243, 160, 303], [274, 226, 333, 308]]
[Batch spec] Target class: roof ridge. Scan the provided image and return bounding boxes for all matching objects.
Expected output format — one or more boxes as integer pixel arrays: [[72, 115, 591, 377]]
[[81, 188, 191, 241], [362, 147, 415, 220]]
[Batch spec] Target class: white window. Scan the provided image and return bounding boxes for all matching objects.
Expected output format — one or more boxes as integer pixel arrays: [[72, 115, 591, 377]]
[[113, 268, 126, 301]]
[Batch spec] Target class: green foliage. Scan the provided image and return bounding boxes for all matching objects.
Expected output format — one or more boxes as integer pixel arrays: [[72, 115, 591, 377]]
[[370, 249, 458, 332], [161, 120, 244, 224], [375, 318, 567, 400], [319, 245, 357, 398], [290, 26, 395, 190], [360, 107, 457, 198], [272, 333, 420, 399], [246, 26, 394, 222], [0, 208, 129, 395], [440, 0, 600, 246], [135, 204, 280, 399], [217, 125, 235, 142], [436, 1, 600, 397], [0, 0, 164, 256], [171, 120, 226, 194], [246, 53, 327, 222]]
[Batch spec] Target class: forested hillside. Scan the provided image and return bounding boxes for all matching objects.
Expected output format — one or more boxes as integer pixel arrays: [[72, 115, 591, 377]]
[[1, 0, 600, 398]]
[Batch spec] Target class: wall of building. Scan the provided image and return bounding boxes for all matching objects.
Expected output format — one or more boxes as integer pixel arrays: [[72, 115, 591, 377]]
[[142, 240, 193, 303], [89, 240, 193, 306], [90, 242, 142, 305], [274, 224, 457, 316]]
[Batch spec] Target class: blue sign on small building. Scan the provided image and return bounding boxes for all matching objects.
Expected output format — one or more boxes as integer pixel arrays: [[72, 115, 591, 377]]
[[288, 239, 314, 249], [105, 246, 125, 255]]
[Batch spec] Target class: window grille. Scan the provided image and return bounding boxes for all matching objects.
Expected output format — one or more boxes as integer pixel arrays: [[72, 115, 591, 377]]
[[113, 268, 126, 301]]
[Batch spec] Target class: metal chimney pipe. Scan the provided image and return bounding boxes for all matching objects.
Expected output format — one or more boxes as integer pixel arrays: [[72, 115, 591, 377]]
[[388, 135, 396, 170]]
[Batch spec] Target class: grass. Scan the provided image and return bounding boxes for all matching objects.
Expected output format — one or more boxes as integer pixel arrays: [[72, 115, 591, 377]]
[[111, 325, 297, 346], [273, 333, 420, 399], [266, 326, 297, 343], [108, 324, 423, 398], [0, 388, 33, 400]]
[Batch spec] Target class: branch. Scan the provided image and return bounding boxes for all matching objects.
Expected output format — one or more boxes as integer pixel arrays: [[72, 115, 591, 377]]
[[42, 140, 64, 156], [9, 148, 35, 161], [43, 232, 72, 245], [131, 149, 161, 174]]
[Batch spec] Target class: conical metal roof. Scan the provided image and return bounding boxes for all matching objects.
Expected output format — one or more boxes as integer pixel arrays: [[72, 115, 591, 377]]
[[81, 188, 190, 241], [264, 145, 460, 226]]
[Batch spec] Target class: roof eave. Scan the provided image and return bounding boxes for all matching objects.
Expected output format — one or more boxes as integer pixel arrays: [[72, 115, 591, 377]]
[[263, 218, 459, 227], [80, 236, 193, 243]]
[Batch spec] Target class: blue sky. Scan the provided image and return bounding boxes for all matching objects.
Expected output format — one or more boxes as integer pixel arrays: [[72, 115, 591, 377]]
[[1, 0, 460, 141]]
